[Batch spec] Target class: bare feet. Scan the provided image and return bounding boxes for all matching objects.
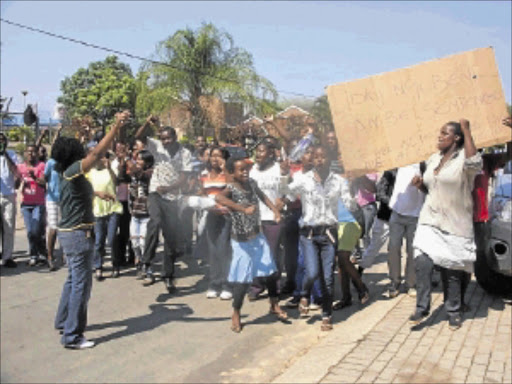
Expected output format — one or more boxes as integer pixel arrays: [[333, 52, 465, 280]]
[[231, 311, 242, 333], [269, 298, 288, 321]]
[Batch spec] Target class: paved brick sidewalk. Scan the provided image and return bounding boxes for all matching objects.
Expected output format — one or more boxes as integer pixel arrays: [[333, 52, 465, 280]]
[[320, 281, 511, 384]]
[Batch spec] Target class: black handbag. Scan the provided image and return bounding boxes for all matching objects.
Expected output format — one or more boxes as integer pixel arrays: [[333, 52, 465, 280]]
[[349, 206, 366, 238]]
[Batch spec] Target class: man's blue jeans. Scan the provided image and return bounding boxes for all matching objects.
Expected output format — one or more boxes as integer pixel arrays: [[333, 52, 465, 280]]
[[300, 233, 336, 318], [94, 213, 119, 270], [21, 204, 46, 258], [55, 229, 94, 346]]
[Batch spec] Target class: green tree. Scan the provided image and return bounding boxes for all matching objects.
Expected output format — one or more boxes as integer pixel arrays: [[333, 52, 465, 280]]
[[58, 55, 136, 129], [142, 22, 278, 136], [311, 95, 334, 133]]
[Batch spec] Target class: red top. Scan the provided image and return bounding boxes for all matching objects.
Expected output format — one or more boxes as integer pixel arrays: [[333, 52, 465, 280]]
[[472, 170, 489, 223], [17, 162, 46, 205]]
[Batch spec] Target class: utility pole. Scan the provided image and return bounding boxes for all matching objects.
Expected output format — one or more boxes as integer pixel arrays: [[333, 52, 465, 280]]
[[21, 90, 28, 109]]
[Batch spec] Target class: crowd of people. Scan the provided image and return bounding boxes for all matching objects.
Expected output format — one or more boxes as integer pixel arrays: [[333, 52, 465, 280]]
[[0, 111, 511, 349]]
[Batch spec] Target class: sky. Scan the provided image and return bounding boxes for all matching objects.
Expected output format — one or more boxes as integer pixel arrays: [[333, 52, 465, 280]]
[[1, 0, 511, 119]]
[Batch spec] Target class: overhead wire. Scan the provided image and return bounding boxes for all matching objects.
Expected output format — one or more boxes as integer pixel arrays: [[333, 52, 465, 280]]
[[0, 17, 319, 99]]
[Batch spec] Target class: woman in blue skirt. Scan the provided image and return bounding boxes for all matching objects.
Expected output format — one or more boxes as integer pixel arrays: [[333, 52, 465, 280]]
[[216, 156, 288, 333]]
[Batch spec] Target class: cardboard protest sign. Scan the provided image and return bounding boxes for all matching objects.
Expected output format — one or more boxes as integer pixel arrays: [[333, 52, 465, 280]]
[[326, 47, 510, 175]]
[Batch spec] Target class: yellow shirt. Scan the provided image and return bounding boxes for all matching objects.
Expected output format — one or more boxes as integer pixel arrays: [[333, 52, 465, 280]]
[[86, 168, 123, 217]]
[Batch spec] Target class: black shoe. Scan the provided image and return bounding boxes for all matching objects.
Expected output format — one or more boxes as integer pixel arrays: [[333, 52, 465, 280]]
[[94, 269, 104, 282], [4, 259, 18, 268], [332, 299, 352, 310], [142, 272, 155, 286], [388, 287, 400, 299], [280, 282, 295, 295], [164, 277, 176, 294], [135, 264, 144, 280], [409, 311, 429, 325], [48, 258, 57, 271], [37, 256, 48, 265], [285, 296, 300, 308], [449, 315, 462, 330]]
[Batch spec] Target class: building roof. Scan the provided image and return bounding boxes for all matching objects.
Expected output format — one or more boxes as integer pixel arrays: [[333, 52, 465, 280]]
[[276, 105, 310, 119]]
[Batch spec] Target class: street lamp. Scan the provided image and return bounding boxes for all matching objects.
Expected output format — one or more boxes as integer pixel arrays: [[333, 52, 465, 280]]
[[21, 90, 28, 109]]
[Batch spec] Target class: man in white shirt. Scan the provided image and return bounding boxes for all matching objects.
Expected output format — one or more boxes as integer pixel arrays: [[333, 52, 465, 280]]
[[387, 163, 426, 298], [0, 133, 21, 268], [134, 118, 192, 293]]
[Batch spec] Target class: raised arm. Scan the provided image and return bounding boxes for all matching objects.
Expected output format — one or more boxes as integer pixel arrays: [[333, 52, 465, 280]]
[[51, 124, 65, 147], [35, 128, 48, 149], [134, 115, 159, 143], [263, 116, 292, 143], [460, 119, 477, 158], [4, 152, 21, 188], [81, 111, 130, 174]]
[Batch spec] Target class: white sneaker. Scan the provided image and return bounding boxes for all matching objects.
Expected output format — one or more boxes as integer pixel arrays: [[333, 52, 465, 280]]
[[308, 303, 321, 311], [219, 291, 233, 300], [407, 288, 417, 298], [65, 338, 95, 350], [206, 290, 219, 299]]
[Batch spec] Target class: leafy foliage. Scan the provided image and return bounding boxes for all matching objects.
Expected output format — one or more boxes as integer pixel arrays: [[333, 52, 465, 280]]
[[5, 125, 35, 143], [310, 95, 334, 133], [58, 56, 136, 128], [142, 23, 278, 135]]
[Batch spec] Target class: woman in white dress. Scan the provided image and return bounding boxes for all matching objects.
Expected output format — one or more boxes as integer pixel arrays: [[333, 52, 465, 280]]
[[409, 118, 481, 330]]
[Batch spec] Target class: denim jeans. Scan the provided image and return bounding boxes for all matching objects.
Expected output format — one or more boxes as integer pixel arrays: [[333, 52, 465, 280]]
[[293, 238, 322, 303], [130, 216, 150, 253], [360, 218, 389, 269], [300, 233, 336, 318], [94, 213, 120, 270], [21, 204, 47, 258], [361, 202, 377, 249], [55, 229, 94, 345]]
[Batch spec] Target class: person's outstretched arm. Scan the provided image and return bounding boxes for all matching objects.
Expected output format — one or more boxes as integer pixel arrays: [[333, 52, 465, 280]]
[[81, 111, 130, 174]]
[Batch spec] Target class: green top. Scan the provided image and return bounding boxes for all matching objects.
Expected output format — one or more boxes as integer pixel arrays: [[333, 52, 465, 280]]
[[58, 161, 95, 230]]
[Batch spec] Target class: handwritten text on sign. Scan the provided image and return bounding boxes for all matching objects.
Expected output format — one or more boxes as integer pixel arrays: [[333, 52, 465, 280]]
[[326, 48, 509, 175]]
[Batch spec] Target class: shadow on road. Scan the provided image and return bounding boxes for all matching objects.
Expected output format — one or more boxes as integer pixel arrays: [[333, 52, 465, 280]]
[[87, 303, 230, 345]]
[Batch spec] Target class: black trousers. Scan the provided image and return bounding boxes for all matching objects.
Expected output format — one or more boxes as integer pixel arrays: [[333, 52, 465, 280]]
[[196, 212, 232, 292], [282, 209, 301, 288], [415, 252, 469, 317], [142, 193, 180, 279], [114, 201, 135, 264]]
